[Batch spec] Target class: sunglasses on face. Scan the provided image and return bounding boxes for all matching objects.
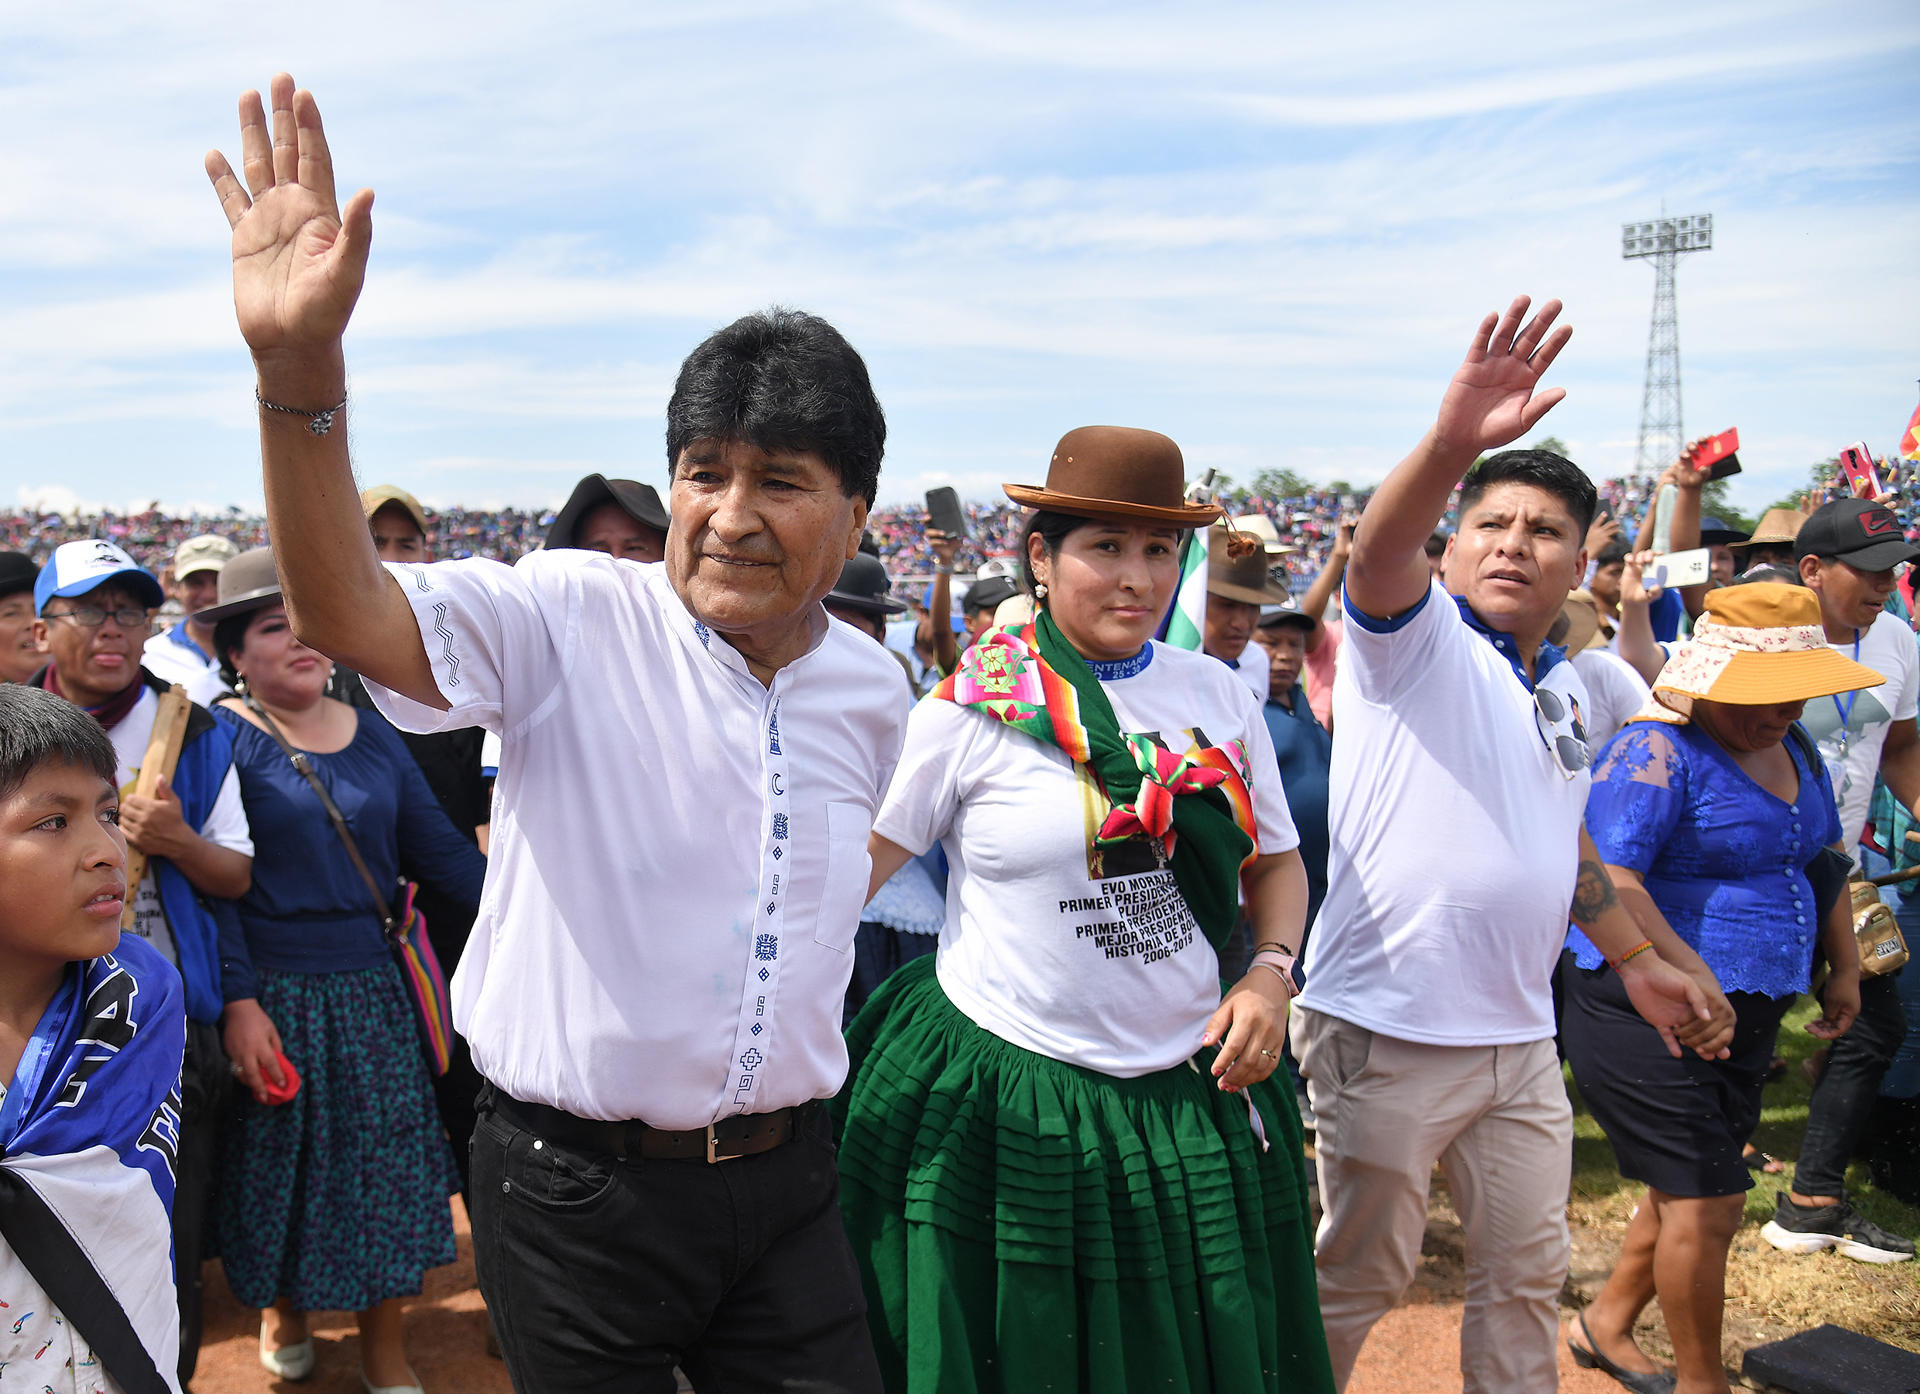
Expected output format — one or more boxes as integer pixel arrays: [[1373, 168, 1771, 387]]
[[1533, 684, 1591, 779], [43, 604, 149, 630]]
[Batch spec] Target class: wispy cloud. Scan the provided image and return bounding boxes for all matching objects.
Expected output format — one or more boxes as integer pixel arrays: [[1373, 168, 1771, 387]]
[[0, 0, 1915, 520]]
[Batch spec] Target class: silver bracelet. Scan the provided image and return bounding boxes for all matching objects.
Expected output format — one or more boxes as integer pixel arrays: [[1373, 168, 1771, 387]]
[[256, 387, 347, 437], [935, 565, 954, 576]]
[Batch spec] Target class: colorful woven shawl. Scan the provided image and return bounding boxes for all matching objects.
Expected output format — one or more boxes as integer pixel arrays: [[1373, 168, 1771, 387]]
[[930, 610, 1257, 948]]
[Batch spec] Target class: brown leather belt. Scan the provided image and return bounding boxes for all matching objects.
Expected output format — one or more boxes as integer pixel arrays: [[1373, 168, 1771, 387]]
[[484, 1084, 802, 1164]]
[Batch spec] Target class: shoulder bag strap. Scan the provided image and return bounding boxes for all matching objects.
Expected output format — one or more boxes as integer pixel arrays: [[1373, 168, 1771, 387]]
[[241, 694, 397, 933], [0, 1166, 172, 1394]]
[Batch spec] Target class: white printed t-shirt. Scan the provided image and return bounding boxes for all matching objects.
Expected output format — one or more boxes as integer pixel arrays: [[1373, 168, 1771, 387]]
[[364, 551, 909, 1128], [1297, 578, 1593, 1046], [1797, 610, 1920, 854], [108, 683, 252, 965], [874, 642, 1297, 1077]]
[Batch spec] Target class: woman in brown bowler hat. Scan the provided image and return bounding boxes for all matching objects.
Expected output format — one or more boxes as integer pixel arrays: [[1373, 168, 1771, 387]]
[[834, 427, 1333, 1392]]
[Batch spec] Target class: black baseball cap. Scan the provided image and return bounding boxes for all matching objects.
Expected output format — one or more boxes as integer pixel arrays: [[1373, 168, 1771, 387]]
[[963, 576, 1020, 614], [0, 551, 38, 601], [546, 474, 670, 550], [1257, 594, 1316, 630], [1794, 498, 1920, 572]]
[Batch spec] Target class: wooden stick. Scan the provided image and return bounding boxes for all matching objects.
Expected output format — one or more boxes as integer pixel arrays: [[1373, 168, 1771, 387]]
[[122, 685, 191, 930]]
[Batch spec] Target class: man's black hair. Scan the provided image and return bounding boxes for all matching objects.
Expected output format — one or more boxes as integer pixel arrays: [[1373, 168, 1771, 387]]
[[1457, 450, 1598, 536], [0, 685, 117, 804], [665, 307, 886, 506], [1423, 532, 1448, 558], [1018, 510, 1099, 595], [1596, 538, 1632, 569]]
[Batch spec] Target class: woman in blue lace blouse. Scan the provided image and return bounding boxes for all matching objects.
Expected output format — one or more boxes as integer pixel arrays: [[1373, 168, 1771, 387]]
[[1562, 583, 1877, 1394]]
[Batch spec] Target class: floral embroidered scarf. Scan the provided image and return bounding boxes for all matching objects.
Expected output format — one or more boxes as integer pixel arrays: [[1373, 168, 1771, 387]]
[[930, 609, 1257, 948]]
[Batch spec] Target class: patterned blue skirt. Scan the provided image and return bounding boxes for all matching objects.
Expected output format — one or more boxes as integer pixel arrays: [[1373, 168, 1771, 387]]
[[216, 964, 459, 1311]]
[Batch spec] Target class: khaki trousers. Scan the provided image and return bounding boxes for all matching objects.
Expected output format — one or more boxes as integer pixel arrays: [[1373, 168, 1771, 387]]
[[1291, 1007, 1572, 1394]]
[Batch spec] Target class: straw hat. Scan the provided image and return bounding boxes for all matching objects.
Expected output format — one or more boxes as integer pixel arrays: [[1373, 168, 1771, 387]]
[[1733, 507, 1806, 551], [1228, 513, 1301, 557], [1004, 427, 1221, 526], [1638, 582, 1883, 724]]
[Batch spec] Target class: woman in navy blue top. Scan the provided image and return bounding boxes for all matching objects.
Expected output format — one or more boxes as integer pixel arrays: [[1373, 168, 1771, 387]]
[[198, 550, 484, 1394], [1563, 583, 1876, 1394]]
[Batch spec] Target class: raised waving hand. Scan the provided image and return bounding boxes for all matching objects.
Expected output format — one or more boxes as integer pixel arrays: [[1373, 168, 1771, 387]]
[[1432, 296, 1571, 457], [205, 73, 373, 364]]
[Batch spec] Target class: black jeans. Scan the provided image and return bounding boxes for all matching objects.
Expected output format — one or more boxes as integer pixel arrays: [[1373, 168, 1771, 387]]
[[469, 1085, 882, 1394], [1796, 972, 1909, 1197]]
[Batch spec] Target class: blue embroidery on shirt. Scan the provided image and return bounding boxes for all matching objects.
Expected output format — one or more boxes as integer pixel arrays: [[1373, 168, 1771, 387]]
[[768, 709, 782, 755], [755, 934, 779, 960], [772, 845, 783, 860], [740, 1049, 763, 1069], [750, 1022, 763, 1035], [693, 619, 711, 648], [431, 600, 461, 688], [772, 813, 789, 840], [757, 967, 770, 982]]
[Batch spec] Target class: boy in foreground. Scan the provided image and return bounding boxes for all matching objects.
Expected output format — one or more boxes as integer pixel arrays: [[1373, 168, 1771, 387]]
[[0, 684, 186, 1393]]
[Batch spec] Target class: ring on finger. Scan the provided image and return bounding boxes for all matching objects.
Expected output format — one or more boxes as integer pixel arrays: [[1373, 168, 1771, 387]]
[[1259, 1047, 1278, 1060], [230, 1061, 245, 1079]]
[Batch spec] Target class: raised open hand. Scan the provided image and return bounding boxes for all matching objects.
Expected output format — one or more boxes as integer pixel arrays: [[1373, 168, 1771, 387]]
[[1434, 296, 1571, 457], [206, 74, 373, 365]]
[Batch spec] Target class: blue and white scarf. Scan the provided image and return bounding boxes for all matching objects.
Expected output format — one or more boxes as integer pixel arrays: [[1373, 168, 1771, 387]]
[[1, 937, 185, 1393]]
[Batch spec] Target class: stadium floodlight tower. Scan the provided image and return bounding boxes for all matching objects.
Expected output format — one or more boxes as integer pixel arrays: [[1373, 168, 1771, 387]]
[[1622, 213, 1713, 477]]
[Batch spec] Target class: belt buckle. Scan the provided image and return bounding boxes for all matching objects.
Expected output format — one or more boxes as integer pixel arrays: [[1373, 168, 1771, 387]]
[[704, 1121, 743, 1164]]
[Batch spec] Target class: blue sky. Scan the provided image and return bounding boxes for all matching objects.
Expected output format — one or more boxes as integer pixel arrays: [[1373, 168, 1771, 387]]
[[1, 1, 1915, 519]]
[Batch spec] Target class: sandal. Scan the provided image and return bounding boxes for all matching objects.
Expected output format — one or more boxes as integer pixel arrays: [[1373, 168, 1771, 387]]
[[1568, 1311, 1676, 1393]]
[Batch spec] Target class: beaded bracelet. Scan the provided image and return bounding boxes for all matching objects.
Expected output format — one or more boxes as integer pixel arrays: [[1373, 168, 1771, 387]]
[[1609, 939, 1655, 970]]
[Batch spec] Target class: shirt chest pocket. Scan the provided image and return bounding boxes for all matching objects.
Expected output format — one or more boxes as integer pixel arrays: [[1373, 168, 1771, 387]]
[[813, 801, 872, 953]]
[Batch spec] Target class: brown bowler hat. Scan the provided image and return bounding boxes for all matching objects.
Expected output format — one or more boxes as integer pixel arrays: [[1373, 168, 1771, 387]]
[[1206, 526, 1292, 605], [1004, 426, 1223, 526]]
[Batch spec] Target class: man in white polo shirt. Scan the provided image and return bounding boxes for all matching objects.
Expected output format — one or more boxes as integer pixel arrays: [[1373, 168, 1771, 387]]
[[1289, 297, 1731, 1394], [207, 76, 899, 1391]]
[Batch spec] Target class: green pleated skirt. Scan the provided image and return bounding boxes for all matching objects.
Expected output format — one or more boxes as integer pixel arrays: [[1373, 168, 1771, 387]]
[[833, 955, 1334, 1394]]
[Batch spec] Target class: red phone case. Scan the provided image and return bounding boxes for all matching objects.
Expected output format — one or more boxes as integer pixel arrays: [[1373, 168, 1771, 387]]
[[1689, 427, 1739, 470], [260, 1051, 301, 1106], [1840, 442, 1882, 498]]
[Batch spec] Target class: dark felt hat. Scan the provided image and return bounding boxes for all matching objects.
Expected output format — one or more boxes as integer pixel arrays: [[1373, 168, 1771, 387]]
[[0, 550, 38, 601], [546, 474, 670, 549], [825, 554, 909, 617], [191, 546, 284, 624], [1207, 525, 1292, 606], [1004, 426, 1221, 526], [1795, 498, 1920, 572]]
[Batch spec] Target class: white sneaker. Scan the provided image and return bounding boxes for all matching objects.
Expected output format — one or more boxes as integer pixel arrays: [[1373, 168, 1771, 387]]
[[259, 1332, 315, 1381]]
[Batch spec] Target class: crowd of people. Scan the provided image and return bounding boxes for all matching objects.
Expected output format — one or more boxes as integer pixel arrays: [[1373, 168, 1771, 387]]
[[4, 72, 1919, 1394]]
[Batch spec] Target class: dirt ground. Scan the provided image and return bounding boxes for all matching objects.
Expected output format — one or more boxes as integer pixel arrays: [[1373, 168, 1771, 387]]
[[187, 1197, 1629, 1394]]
